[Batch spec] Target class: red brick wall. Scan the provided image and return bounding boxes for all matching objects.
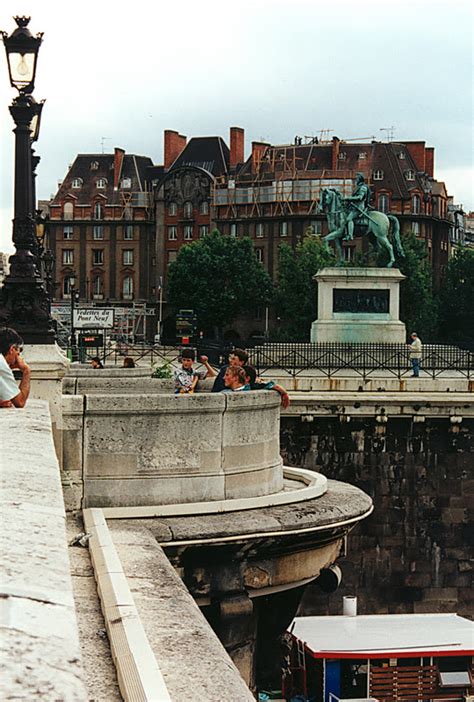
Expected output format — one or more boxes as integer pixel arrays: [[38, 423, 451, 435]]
[[405, 142, 426, 173], [425, 148, 434, 177], [230, 127, 245, 169], [164, 130, 187, 169]]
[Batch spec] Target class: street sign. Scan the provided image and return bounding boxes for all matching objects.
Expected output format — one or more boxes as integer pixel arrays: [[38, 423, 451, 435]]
[[73, 308, 115, 329], [79, 333, 104, 348]]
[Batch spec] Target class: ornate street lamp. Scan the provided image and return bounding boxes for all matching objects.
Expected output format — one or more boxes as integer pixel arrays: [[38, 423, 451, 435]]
[[0, 17, 55, 344]]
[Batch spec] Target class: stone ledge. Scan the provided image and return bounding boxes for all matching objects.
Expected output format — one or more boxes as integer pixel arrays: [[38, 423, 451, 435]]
[[0, 400, 87, 700]]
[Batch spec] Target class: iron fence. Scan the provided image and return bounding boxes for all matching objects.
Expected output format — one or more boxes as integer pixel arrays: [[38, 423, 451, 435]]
[[248, 343, 474, 380]]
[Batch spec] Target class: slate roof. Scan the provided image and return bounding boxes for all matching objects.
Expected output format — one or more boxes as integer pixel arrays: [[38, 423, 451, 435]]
[[51, 151, 155, 205], [170, 137, 230, 177]]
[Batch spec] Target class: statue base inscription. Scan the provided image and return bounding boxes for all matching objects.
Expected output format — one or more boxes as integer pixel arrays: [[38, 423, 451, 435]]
[[310, 267, 406, 343]]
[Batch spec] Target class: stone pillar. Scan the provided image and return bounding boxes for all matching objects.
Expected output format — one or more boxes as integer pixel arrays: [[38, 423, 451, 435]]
[[212, 592, 257, 692], [24, 343, 70, 466]]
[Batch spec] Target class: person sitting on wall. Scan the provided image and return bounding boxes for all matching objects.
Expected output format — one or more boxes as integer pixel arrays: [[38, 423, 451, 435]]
[[221, 366, 250, 392], [90, 357, 104, 369], [123, 356, 136, 368], [243, 364, 290, 409], [174, 348, 212, 394], [211, 348, 249, 392], [0, 327, 31, 408]]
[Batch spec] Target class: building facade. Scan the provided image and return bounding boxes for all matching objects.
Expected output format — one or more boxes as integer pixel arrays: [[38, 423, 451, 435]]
[[47, 149, 158, 340]]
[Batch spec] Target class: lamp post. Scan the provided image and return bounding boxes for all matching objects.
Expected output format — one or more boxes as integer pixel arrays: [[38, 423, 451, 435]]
[[0, 16, 54, 344], [69, 274, 79, 361]]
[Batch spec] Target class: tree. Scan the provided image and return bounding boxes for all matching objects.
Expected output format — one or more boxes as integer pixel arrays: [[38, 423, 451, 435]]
[[438, 247, 474, 345], [167, 230, 273, 337], [276, 235, 334, 340], [398, 233, 438, 340]]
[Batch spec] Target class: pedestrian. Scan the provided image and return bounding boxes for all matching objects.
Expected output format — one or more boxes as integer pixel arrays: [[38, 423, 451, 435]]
[[221, 366, 249, 392], [211, 348, 248, 392], [407, 332, 422, 377], [123, 356, 136, 368], [243, 365, 290, 409], [91, 357, 104, 369], [174, 348, 212, 394], [0, 327, 31, 408]]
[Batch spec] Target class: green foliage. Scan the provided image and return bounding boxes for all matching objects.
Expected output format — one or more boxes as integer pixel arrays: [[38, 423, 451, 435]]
[[276, 235, 335, 340], [167, 230, 273, 335], [398, 232, 438, 339], [438, 247, 474, 344], [151, 361, 173, 378]]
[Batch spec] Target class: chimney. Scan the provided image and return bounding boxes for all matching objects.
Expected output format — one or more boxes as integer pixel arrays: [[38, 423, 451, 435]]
[[164, 130, 187, 169], [251, 141, 268, 173], [113, 148, 125, 189], [230, 127, 245, 169], [331, 136, 340, 171], [425, 147, 434, 177], [405, 141, 426, 173]]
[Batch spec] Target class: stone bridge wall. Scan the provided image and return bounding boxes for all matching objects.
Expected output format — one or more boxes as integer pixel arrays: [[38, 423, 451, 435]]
[[280, 414, 473, 618]]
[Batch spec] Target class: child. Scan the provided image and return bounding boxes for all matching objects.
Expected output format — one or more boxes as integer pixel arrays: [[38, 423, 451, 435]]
[[174, 348, 209, 394]]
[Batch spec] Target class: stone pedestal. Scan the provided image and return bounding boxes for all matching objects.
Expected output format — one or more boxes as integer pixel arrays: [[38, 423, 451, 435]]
[[311, 267, 406, 343], [23, 344, 70, 466]]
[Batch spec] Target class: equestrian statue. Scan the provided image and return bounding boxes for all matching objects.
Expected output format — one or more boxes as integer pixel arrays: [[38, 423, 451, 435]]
[[319, 173, 404, 267]]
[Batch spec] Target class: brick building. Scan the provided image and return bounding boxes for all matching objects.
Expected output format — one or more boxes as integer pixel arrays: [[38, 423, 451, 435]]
[[48, 148, 157, 307]]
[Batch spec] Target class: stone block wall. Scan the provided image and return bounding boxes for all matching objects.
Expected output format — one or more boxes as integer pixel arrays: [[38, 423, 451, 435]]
[[280, 415, 473, 618]]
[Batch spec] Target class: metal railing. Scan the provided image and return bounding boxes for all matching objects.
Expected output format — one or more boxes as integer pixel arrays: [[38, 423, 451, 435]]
[[248, 343, 474, 380]]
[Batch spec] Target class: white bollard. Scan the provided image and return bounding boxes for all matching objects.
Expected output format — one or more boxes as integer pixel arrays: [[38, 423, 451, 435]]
[[343, 595, 357, 617]]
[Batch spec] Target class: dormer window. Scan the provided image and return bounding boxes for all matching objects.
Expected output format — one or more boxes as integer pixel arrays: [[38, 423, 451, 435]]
[[121, 178, 131, 189], [405, 170, 415, 181], [90, 161, 99, 170], [358, 152, 367, 160], [338, 152, 346, 160], [72, 178, 82, 189], [372, 170, 384, 180], [96, 178, 107, 189], [398, 152, 406, 160]]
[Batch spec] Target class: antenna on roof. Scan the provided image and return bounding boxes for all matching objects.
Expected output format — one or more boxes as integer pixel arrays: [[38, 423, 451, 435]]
[[100, 136, 111, 153], [380, 126, 395, 142]]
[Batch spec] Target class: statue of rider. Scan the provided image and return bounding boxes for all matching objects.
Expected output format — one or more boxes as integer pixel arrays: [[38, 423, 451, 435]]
[[342, 172, 371, 241]]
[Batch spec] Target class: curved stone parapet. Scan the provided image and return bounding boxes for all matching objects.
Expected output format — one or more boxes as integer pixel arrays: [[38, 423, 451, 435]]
[[82, 391, 283, 508]]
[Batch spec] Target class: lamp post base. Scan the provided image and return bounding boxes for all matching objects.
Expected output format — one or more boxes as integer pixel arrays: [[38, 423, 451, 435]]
[[0, 276, 56, 345]]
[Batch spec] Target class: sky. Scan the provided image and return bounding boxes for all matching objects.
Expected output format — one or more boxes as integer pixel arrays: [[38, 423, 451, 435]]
[[1, 0, 472, 253]]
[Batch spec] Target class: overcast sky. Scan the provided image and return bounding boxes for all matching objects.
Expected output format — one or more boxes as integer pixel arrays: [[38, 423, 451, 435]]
[[1, 0, 472, 253]]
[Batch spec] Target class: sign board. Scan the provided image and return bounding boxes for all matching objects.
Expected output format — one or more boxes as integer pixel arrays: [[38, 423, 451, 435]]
[[73, 308, 115, 329], [79, 333, 104, 348]]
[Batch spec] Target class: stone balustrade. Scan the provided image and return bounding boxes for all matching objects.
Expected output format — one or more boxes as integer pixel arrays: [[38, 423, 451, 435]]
[[0, 400, 88, 700]]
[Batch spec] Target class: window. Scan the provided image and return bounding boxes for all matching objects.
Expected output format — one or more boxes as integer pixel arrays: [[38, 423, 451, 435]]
[[183, 201, 193, 218], [338, 152, 346, 160], [184, 225, 193, 240], [64, 202, 74, 220], [255, 248, 264, 263], [280, 221, 288, 237], [378, 194, 389, 213], [168, 226, 177, 240], [123, 249, 133, 265], [168, 251, 177, 264], [199, 225, 209, 237], [96, 178, 107, 189], [256, 223, 264, 238], [230, 224, 237, 238], [93, 249, 104, 265], [358, 152, 367, 160], [398, 152, 406, 160], [90, 161, 99, 170], [168, 202, 177, 216], [200, 201, 209, 215], [412, 194, 421, 214], [412, 222, 420, 235], [92, 276, 103, 299], [93, 202, 103, 219], [93, 225, 103, 240], [309, 221, 322, 235], [124, 225, 133, 240], [72, 178, 82, 189], [372, 170, 384, 180], [64, 226, 73, 239], [123, 276, 133, 299], [62, 249, 73, 265], [63, 276, 74, 296], [405, 170, 415, 181], [121, 178, 131, 189], [123, 205, 133, 219]]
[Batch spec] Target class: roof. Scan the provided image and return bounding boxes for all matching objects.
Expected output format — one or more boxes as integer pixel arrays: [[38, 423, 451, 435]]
[[290, 614, 474, 659], [170, 136, 230, 176]]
